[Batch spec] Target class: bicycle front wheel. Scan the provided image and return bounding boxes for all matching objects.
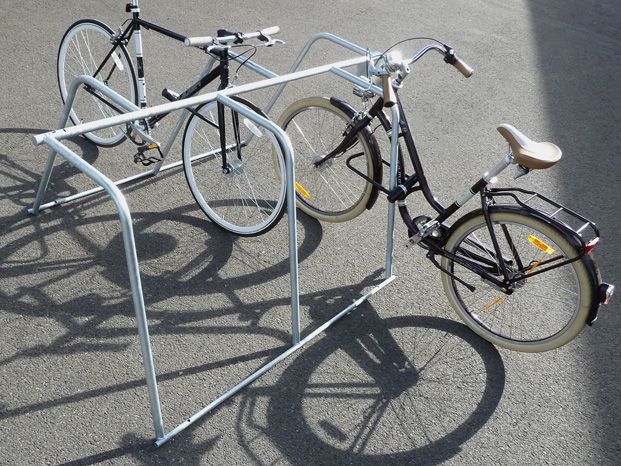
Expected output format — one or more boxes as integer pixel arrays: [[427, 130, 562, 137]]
[[57, 19, 138, 146], [277, 97, 379, 222], [182, 97, 287, 236], [441, 208, 596, 352]]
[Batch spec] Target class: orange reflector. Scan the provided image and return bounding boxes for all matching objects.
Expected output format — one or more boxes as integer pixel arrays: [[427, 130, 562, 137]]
[[295, 182, 311, 199], [482, 296, 504, 312], [528, 235, 554, 255], [147, 143, 158, 150]]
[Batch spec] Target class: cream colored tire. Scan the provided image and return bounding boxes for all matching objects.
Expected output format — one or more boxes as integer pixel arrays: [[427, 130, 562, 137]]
[[277, 97, 376, 223], [441, 209, 594, 352]]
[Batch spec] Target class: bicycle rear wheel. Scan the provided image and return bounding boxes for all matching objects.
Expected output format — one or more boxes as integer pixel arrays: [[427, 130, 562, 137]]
[[441, 207, 597, 352], [57, 19, 138, 146], [182, 97, 287, 236], [277, 97, 380, 222]]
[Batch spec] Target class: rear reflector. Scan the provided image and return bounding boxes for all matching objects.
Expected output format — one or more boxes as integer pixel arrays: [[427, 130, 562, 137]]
[[584, 237, 600, 255], [599, 283, 614, 305]]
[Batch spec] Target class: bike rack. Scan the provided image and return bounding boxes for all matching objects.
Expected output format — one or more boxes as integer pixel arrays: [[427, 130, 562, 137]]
[[29, 35, 400, 446]]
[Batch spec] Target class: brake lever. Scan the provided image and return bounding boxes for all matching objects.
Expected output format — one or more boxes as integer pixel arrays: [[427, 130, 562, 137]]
[[260, 36, 285, 47]]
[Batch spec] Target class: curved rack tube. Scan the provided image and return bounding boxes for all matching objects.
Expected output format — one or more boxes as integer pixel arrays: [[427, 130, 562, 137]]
[[153, 94, 300, 446], [217, 95, 300, 345], [39, 135, 165, 440], [263, 32, 378, 114], [30, 75, 141, 214]]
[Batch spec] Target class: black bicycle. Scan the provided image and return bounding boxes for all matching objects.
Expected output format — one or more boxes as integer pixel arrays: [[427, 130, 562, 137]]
[[277, 38, 614, 352], [56, 1, 287, 236]]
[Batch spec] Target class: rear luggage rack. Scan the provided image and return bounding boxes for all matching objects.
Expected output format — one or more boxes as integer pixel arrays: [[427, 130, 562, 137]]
[[487, 188, 600, 254]]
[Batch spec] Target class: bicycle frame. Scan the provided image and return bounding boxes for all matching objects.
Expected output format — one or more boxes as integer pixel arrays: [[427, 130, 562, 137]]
[[316, 87, 600, 294]]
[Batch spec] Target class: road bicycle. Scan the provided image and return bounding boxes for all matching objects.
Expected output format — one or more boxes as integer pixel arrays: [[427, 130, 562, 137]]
[[56, 0, 287, 236], [276, 38, 615, 352]]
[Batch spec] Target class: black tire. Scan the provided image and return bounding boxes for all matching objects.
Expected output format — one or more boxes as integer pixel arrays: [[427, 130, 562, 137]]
[[441, 207, 597, 352], [182, 96, 287, 236], [57, 19, 138, 147]]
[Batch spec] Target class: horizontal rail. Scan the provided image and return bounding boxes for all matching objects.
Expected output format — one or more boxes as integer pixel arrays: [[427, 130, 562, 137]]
[[33, 55, 371, 145]]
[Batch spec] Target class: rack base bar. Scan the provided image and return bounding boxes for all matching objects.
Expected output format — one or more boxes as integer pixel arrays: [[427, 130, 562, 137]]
[[155, 273, 396, 447], [25, 149, 223, 214]]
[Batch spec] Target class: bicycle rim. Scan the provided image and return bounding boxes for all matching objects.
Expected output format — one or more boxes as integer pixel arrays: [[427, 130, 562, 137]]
[[182, 98, 287, 236], [57, 19, 137, 146], [441, 209, 593, 352], [278, 97, 375, 222]]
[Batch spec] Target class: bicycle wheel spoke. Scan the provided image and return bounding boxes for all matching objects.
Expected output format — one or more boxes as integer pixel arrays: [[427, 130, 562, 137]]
[[183, 99, 285, 235], [279, 98, 375, 221], [59, 21, 136, 146], [443, 211, 586, 348]]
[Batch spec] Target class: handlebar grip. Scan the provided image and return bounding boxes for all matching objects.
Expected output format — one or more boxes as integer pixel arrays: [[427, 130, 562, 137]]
[[452, 56, 474, 78], [261, 26, 280, 36], [184, 36, 214, 47], [382, 75, 397, 108]]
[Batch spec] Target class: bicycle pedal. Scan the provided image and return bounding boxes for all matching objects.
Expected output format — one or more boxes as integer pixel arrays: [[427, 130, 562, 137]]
[[133, 142, 164, 166]]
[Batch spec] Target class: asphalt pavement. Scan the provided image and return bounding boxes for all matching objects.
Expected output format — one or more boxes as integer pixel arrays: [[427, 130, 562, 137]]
[[0, 0, 619, 464]]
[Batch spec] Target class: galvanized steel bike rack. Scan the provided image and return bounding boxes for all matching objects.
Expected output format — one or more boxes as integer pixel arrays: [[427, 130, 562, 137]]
[[29, 34, 399, 446]]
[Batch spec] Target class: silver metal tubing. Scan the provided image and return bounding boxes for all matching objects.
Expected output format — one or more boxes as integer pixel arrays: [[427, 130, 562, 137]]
[[27, 157, 187, 214], [229, 52, 279, 79], [155, 274, 396, 447], [217, 95, 300, 345], [408, 43, 446, 65], [31, 75, 141, 214], [483, 152, 514, 182], [154, 94, 300, 446], [41, 135, 165, 439], [264, 32, 379, 115], [33, 56, 369, 147], [385, 105, 401, 278]]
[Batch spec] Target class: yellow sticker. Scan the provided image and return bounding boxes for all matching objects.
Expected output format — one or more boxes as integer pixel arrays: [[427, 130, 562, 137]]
[[482, 296, 504, 313], [295, 182, 311, 199], [527, 235, 555, 255]]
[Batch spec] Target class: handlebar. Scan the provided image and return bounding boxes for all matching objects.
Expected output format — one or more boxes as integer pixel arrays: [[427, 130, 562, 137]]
[[184, 26, 280, 48], [375, 41, 473, 105], [379, 42, 474, 80], [442, 49, 474, 78]]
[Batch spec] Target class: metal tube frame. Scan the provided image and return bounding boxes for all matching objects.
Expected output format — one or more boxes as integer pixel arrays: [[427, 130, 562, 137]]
[[28, 33, 399, 446]]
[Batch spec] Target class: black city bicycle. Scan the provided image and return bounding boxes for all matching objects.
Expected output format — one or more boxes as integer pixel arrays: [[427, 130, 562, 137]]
[[277, 39, 614, 352], [56, 0, 287, 236]]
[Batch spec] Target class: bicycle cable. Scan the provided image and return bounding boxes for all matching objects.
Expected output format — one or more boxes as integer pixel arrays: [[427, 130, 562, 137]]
[[380, 36, 447, 57], [231, 44, 258, 76]]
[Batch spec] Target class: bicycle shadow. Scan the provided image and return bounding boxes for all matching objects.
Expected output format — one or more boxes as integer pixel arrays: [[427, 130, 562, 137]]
[[0, 192, 328, 428], [236, 300, 506, 465], [0, 127, 101, 211]]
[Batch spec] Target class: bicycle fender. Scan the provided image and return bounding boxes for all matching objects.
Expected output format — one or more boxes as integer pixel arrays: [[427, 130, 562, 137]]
[[329, 97, 383, 210]]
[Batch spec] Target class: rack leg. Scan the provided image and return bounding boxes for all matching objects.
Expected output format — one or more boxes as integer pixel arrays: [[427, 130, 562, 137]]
[[385, 105, 400, 278], [41, 136, 166, 440]]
